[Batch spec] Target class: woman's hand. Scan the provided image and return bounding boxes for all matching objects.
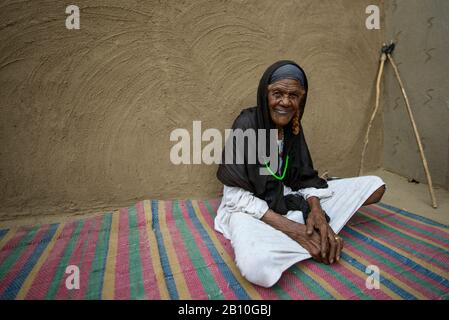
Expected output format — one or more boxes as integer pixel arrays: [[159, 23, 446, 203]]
[[261, 209, 324, 262], [306, 198, 344, 264], [260, 208, 343, 264], [306, 209, 344, 263], [325, 224, 344, 263], [306, 208, 330, 260], [295, 228, 324, 263]]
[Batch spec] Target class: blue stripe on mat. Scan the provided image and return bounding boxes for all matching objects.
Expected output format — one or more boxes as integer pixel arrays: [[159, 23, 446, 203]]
[[341, 251, 416, 300], [378, 203, 449, 229], [0, 229, 8, 241], [1, 224, 59, 299], [185, 200, 250, 300], [151, 200, 179, 300], [345, 228, 449, 290]]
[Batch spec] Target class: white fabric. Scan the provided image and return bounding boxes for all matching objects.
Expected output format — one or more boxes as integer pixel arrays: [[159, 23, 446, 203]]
[[215, 183, 334, 240], [283, 184, 334, 200], [214, 175, 385, 288]]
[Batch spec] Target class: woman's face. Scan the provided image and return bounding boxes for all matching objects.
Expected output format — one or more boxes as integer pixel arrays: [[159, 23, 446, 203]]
[[267, 79, 305, 128]]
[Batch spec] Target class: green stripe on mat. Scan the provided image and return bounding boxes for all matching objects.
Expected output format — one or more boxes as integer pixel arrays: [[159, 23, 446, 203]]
[[357, 212, 447, 253], [0, 227, 39, 280], [46, 220, 84, 299], [271, 283, 292, 300], [343, 231, 447, 297], [290, 265, 334, 299], [86, 213, 112, 299], [172, 200, 223, 300], [363, 206, 449, 245], [315, 263, 371, 300], [354, 215, 449, 270], [1, 200, 448, 300], [128, 205, 145, 299]]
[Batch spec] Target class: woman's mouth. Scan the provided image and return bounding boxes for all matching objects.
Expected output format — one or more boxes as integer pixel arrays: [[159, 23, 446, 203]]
[[274, 107, 291, 115]]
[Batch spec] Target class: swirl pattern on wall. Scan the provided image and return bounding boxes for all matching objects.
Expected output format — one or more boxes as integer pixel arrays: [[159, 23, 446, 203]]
[[0, 0, 382, 220]]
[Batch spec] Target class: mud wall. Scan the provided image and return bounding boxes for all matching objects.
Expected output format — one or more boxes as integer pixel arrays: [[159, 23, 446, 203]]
[[383, 0, 449, 190], [0, 0, 383, 220]]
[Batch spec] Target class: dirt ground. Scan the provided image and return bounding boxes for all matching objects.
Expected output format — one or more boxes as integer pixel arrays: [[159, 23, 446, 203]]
[[367, 168, 449, 226]]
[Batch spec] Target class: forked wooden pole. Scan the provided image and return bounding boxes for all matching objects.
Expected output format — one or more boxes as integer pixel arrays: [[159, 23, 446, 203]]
[[387, 53, 438, 209], [359, 50, 386, 176]]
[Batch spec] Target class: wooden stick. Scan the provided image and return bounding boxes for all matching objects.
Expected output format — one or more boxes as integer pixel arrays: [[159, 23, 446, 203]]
[[387, 53, 438, 208], [359, 51, 387, 176]]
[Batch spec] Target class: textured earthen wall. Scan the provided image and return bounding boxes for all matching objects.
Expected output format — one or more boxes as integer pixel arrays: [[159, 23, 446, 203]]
[[0, 0, 382, 220], [384, 0, 449, 189]]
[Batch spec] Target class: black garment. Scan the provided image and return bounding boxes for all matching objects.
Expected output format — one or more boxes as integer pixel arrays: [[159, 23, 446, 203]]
[[217, 60, 328, 216]]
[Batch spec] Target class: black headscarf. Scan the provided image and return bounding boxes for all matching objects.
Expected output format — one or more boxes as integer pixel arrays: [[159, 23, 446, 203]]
[[217, 60, 328, 215]]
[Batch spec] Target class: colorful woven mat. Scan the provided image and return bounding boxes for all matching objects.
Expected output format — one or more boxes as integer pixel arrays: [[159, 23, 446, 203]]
[[0, 200, 448, 300]]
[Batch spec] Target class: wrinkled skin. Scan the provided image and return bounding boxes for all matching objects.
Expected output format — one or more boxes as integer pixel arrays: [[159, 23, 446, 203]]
[[267, 79, 304, 130]]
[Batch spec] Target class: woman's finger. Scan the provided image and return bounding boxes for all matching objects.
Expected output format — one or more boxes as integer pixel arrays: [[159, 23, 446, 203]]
[[336, 237, 344, 261], [320, 224, 329, 260], [306, 218, 314, 235], [328, 232, 337, 264], [308, 241, 322, 262]]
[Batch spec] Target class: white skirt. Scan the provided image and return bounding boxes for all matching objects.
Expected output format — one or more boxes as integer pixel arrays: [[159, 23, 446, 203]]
[[221, 175, 385, 288]]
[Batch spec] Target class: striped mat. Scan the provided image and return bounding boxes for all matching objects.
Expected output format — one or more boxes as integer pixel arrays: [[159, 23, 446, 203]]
[[0, 200, 448, 300]]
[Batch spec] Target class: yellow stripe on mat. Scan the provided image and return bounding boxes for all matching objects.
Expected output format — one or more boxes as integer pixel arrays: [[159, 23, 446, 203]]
[[16, 223, 66, 300], [190, 200, 262, 300], [102, 210, 119, 300], [374, 206, 449, 235], [338, 259, 401, 299], [353, 227, 449, 277], [359, 211, 449, 252], [144, 200, 169, 300], [158, 200, 191, 299], [344, 245, 428, 299], [0, 228, 18, 252], [299, 266, 345, 299]]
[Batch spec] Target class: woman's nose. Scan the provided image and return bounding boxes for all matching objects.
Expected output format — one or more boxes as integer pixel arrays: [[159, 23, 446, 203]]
[[279, 95, 290, 106]]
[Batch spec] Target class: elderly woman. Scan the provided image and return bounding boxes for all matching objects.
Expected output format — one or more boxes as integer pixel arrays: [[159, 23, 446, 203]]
[[215, 60, 386, 288]]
